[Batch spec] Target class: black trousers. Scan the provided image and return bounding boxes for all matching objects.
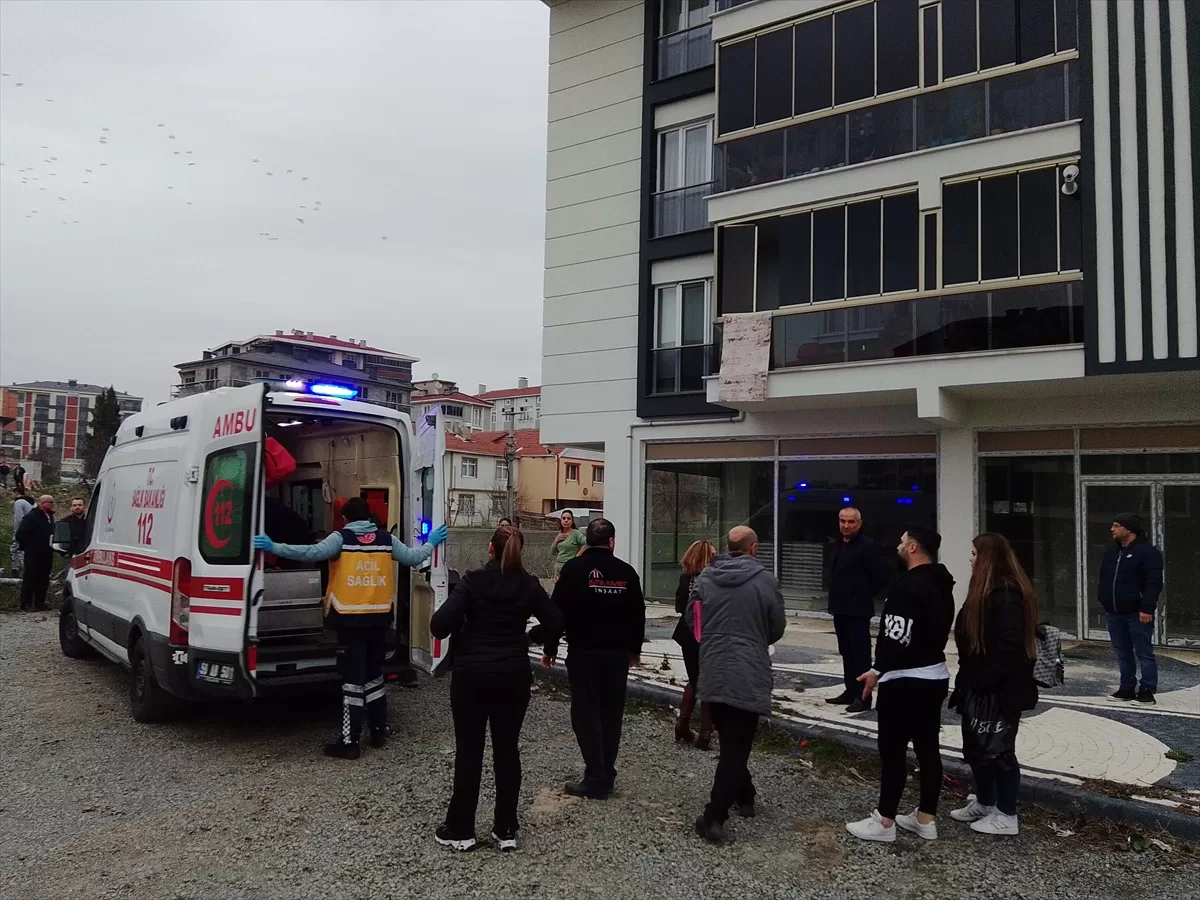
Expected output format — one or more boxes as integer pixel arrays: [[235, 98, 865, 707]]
[[566, 651, 629, 790], [833, 614, 873, 693], [334, 627, 388, 745], [704, 703, 758, 824], [876, 678, 949, 818], [445, 669, 532, 836], [20, 554, 52, 610]]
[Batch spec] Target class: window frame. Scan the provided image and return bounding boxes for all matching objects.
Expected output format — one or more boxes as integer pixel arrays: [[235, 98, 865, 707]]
[[661, 0, 715, 38], [564, 463, 581, 482], [592, 466, 605, 485], [460, 456, 478, 479], [495, 458, 509, 481], [198, 442, 257, 566], [654, 279, 715, 350], [656, 119, 714, 193]]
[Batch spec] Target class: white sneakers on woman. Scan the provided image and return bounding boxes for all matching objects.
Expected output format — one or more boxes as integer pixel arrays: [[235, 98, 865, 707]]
[[970, 812, 1020, 835], [895, 809, 938, 840], [845, 809, 896, 842], [949, 798, 995, 822]]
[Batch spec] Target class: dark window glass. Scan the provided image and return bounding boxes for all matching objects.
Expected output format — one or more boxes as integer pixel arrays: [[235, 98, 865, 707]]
[[779, 213, 812, 306], [718, 40, 756, 134], [923, 213, 938, 290], [979, 0, 1017, 69], [942, 0, 978, 77], [1067, 58, 1080, 118], [773, 308, 846, 367], [846, 199, 882, 297], [721, 130, 784, 191], [988, 63, 1066, 135], [199, 444, 256, 565], [755, 28, 794, 125], [923, 5, 939, 87], [877, 0, 920, 93], [883, 192, 919, 293], [916, 79, 985, 149], [848, 98, 915, 165], [719, 225, 756, 313], [848, 301, 915, 361], [1018, 167, 1058, 275], [1059, 173, 1082, 270], [834, 3, 875, 105], [794, 16, 834, 114], [914, 291, 989, 354], [942, 181, 979, 284], [786, 115, 847, 177], [1018, 0, 1056, 61], [1056, 0, 1078, 51], [1080, 453, 1200, 476], [811, 206, 846, 301], [990, 282, 1073, 349], [980, 174, 1018, 280], [756, 217, 782, 311]]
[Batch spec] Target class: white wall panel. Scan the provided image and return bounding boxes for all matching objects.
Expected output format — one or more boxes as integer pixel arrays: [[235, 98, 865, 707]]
[[547, 160, 642, 210], [547, 128, 641, 180], [550, 34, 643, 90], [550, 0, 640, 36], [545, 190, 640, 239], [541, 379, 638, 416], [548, 99, 642, 151], [545, 222, 640, 269], [544, 285, 639, 327], [548, 67, 644, 122], [544, 347, 639, 385], [544, 255, 638, 300], [544, 315, 638, 357], [654, 93, 716, 129], [651, 253, 714, 284], [551, 6, 643, 64]]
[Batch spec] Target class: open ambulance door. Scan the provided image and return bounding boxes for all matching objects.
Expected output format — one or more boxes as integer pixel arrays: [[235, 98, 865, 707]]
[[409, 405, 450, 675], [187, 382, 267, 697]]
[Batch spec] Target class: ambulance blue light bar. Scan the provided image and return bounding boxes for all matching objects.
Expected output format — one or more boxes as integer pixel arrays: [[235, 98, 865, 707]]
[[308, 383, 358, 399]]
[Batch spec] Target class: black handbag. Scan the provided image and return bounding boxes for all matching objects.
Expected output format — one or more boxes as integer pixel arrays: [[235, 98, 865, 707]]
[[960, 690, 1019, 768]]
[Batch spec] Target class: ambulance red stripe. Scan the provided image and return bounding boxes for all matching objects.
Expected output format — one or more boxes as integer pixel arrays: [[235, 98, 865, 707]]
[[189, 604, 243, 617]]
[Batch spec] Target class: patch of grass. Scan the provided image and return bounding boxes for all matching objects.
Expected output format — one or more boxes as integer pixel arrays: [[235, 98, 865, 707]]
[[625, 698, 673, 722], [1166, 748, 1194, 764]]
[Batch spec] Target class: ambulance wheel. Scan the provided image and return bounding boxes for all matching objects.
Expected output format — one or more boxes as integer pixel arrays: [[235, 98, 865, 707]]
[[130, 638, 172, 723], [59, 597, 95, 659]]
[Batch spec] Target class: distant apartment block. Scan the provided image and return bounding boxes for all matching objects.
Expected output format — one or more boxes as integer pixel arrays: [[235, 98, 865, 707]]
[[1, 379, 143, 470]]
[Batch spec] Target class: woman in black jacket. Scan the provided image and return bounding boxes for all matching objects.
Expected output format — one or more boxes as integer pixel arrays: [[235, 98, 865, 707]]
[[950, 532, 1039, 837], [671, 540, 716, 747], [430, 525, 563, 853]]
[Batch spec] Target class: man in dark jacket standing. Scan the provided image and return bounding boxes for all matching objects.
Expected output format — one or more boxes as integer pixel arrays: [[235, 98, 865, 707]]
[[547, 518, 645, 800], [1098, 513, 1163, 704], [826, 507, 890, 713], [686, 526, 786, 844], [16, 495, 56, 611]]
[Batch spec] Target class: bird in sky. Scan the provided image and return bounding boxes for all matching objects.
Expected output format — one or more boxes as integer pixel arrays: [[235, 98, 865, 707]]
[[252, 158, 259, 163], [286, 169, 292, 174], [168, 134, 176, 140], [101, 127, 109, 132], [296, 218, 304, 224], [381, 236, 388, 240], [157, 123, 164, 127], [301, 176, 308, 181], [266, 171, 273, 175], [188, 162, 195, 166], [100, 163, 107, 166]]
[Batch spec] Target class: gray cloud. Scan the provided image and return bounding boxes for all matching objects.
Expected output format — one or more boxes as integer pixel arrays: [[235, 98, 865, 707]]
[[0, 0, 550, 402]]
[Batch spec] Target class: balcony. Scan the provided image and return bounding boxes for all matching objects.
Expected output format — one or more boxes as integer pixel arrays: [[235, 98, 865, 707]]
[[653, 182, 712, 237], [172, 379, 250, 399], [715, 0, 756, 8], [715, 60, 1078, 194], [652, 342, 721, 395], [657, 22, 714, 81]]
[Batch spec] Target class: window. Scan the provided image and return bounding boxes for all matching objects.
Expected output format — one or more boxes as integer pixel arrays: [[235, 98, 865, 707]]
[[198, 443, 256, 564], [458, 494, 475, 518], [471, 407, 483, 427], [942, 0, 1077, 82], [654, 280, 716, 394], [717, 40, 755, 134], [253, 369, 270, 379], [655, 121, 713, 236], [495, 459, 509, 481], [942, 164, 1082, 287], [662, 0, 713, 35], [658, 0, 715, 79], [358, 387, 368, 401], [181, 371, 196, 384], [592, 466, 604, 485], [443, 404, 464, 419], [461, 457, 478, 478], [385, 390, 402, 407], [565, 463, 580, 482], [205, 367, 219, 383]]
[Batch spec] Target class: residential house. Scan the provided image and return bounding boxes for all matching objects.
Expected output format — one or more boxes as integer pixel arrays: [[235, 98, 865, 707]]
[[478, 378, 543, 431]]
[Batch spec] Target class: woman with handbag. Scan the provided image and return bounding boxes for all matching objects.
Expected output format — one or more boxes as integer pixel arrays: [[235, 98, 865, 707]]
[[672, 540, 717, 747], [431, 525, 564, 852], [950, 532, 1039, 837]]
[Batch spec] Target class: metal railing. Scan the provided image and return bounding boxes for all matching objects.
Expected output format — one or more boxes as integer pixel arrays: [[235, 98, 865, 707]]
[[657, 22, 714, 80], [653, 181, 713, 237], [651, 343, 721, 395], [172, 379, 251, 398]]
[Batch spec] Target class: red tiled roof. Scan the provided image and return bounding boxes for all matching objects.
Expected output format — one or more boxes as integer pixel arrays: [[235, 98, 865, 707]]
[[414, 392, 491, 407], [444, 430, 563, 457], [477, 386, 541, 401]]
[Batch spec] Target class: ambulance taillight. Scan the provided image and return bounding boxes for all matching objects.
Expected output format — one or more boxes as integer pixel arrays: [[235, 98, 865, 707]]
[[170, 557, 191, 646]]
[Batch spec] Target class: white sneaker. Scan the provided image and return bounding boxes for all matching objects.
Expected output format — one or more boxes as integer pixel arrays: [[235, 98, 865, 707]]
[[491, 830, 518, 852], [950, 798, 996, 823], [846, 809, 897, 843], [970, 812, 1020, 836], [895, 809, 938, 840]]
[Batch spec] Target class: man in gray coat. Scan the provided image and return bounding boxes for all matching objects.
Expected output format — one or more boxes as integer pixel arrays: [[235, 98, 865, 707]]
[[686, 526, 786, 844]]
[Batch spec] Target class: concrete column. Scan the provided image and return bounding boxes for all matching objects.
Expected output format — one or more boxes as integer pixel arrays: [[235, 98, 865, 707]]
[[937, 426, 975, 609], [604, 430, 636, 564]]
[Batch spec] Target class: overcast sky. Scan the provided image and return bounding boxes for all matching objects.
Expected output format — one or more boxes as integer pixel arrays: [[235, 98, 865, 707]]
[[0, 0, 550, 405]]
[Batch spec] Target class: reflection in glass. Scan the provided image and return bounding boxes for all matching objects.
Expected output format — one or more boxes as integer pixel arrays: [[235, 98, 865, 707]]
[[988, 63, 1066, 135], [653, 183, 713, 237], [917, 80, 986, 149], [658, 24, 715, 81], [785, 115, 848, 178], [849, 100, 915, 165], [1085, 485, 1152, 637], [773, 309, 846, 368]]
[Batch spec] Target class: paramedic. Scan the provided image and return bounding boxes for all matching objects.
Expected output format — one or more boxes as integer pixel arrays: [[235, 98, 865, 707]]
[[252, 497, 448, 759]]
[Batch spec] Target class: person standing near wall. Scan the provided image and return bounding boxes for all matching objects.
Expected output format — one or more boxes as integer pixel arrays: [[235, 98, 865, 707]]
[[1098, 513, 1163, 705], [549, 510, 586, 576], [672, 540, 717, 747], [16, 495, 56, 611], [10, 488, 33, 577]]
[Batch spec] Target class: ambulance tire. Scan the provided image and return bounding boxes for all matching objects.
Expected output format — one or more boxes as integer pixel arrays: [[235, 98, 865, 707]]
[[58, 597, 96, 659], [130, 637, 173, 723]]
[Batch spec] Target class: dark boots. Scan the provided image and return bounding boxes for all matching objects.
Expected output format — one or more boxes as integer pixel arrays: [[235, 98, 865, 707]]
[[675, 684, 697, 743], [694, 702, 714, 751]]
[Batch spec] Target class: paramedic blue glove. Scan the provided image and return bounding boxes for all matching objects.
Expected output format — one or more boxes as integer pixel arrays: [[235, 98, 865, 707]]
[[252, 534, 276, 553], [426, 524, 448, 547]]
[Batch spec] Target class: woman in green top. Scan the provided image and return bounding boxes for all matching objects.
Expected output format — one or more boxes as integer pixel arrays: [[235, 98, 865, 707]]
[[550, 510, 587, 574]]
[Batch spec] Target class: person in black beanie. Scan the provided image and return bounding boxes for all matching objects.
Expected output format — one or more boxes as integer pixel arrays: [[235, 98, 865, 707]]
[[1098, 512, 1163, 704]]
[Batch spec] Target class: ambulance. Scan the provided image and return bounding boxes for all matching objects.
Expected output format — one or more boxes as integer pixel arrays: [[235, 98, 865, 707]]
[[57, 381, 452, 722]]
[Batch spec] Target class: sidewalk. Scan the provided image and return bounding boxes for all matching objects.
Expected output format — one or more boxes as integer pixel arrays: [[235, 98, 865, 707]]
[[540, 604, 1200, 816]]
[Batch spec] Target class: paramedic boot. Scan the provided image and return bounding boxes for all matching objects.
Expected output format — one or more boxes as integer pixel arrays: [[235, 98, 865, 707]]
[[365, 675, 388, 747], [324, 739, 361, 760]]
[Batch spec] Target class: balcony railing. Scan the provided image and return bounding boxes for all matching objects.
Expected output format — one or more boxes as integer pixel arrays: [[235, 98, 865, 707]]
[[172, 379, 251, 398], [657, 22, 714, 81], [715, 0, 757, 9], [651, 342, 721, 395], [716, 60, 1079, 194], [770, 281, 1083, 370], [653, 182, 713, 237]]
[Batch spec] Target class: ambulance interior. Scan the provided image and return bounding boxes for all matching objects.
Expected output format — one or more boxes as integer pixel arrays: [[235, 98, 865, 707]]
[[255, 411, 408, 671]]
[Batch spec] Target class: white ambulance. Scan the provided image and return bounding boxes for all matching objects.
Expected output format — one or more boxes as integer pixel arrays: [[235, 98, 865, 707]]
[[58, 381, 452, 722]]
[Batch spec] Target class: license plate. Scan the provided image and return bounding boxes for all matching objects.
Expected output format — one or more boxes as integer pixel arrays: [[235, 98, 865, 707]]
[[195, 660, 235, 684]]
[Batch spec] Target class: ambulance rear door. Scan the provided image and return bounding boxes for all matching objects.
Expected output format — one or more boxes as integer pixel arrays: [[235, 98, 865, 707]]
[[187, 383, 267, 695], [410, 405, 450, 675]]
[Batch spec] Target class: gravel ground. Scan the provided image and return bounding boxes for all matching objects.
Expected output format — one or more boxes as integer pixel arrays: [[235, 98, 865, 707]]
[[2, 612, 1197, 900]]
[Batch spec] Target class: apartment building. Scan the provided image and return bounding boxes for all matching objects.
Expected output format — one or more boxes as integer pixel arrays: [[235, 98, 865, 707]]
[[479, 379, 543, 431], [0, 379, 143, 472], [540, 0, 1200, 645], [174, 330, 416, 411], [411, 391, 492, 432]]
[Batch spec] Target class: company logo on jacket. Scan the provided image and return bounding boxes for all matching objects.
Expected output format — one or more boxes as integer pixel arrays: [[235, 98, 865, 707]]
[[883, 613, 914, 646], [588, 569, 629, 595], [358, 532, 377, 544]]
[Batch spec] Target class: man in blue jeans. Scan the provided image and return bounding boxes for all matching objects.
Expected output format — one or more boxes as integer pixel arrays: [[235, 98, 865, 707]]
[[1098, 513, 1164, 705]]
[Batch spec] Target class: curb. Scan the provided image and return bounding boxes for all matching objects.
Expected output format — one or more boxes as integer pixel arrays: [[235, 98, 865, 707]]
[[531, 663, 1200, 843]]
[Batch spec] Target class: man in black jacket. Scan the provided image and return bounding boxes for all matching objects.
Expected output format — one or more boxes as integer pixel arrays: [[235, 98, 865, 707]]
[[825, 507, 890, 713], [16, 495, 56, 611], [546, 518, 645, 800], [1098, 513, 1164, 704]]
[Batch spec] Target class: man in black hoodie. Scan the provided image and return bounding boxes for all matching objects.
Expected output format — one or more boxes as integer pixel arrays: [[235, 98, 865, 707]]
[[546, 518, 645, 800], [847, 524, 955, 844]]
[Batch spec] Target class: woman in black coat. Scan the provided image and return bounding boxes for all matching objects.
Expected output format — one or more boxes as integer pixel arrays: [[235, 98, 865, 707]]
[[671, 541, 716, 748], [949, 532, 1039, 837], [430, 525, 563, 853]]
